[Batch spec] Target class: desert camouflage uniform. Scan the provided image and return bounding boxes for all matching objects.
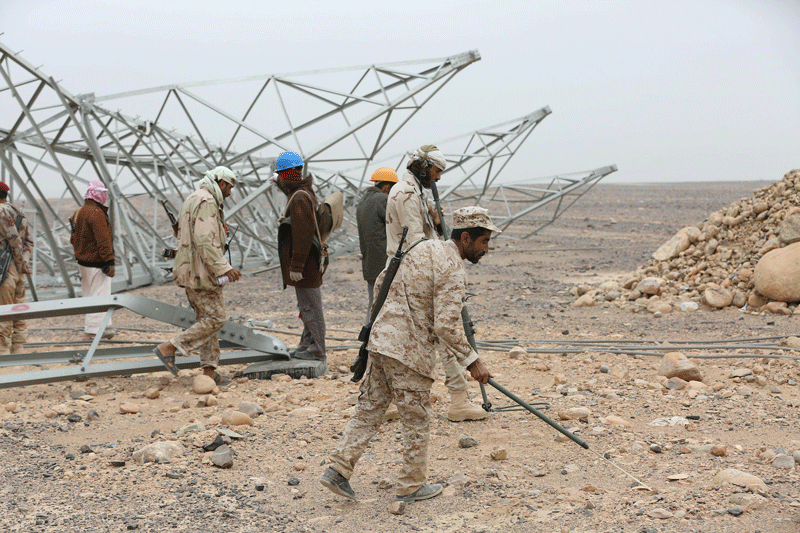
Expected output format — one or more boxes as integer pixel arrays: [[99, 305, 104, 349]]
[[384, 172, 471, 392], [0, 202, 33, 352], [170, 182, 232, 369], [328, 239, 477, 497]]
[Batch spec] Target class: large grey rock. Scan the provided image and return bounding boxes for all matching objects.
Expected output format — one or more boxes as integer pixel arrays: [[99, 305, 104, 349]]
[[772, 454, 796, 470], [754, 242, 800, 302], [658, 352, 703, 382], [778, 215, 800, 244], [132, 441, 184, 463]]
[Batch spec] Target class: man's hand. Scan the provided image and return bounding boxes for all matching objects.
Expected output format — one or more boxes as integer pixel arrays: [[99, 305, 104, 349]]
[[467, 358, 491, 384], [290, 271, 304, 282], [105, 265, 115, 278], [427, 203, 441, 227], [226, 269, 242, 283]]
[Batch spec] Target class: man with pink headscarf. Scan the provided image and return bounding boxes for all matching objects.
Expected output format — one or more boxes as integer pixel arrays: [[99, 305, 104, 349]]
[[70, 180, 116, 340]]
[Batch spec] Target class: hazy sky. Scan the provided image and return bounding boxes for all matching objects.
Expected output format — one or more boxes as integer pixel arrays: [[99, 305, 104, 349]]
[[2, 0, 798, 184]]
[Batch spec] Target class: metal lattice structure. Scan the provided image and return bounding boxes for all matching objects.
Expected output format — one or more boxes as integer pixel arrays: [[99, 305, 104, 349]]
[[0, 40, 615, 299]]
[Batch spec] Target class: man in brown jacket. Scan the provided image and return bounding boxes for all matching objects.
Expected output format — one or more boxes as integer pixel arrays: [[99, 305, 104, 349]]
[[275, 151, 326, 362], [70, 180, 116, 340]]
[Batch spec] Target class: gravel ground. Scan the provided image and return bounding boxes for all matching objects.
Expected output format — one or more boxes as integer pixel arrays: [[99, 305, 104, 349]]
[[1, 180, 799, 533]]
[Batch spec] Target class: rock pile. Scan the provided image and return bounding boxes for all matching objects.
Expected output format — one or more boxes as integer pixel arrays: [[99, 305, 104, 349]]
[[574, 169, 800, 313]]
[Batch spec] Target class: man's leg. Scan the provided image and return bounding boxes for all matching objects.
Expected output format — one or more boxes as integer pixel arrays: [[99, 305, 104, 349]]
[[441, 352, 487, 422], [171, 287, 225, 372], [382, 355, 434, 497], [294, 286, 326, 359], [0, 264, 19, 354], [79, 265, 112, 334], [10, 270, 27, 352], [328, 353, 393, 481]]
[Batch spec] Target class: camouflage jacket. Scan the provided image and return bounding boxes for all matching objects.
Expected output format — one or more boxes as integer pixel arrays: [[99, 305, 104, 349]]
[[172, 184, 232, 290], [367, 239, 478, 379], [385, 172, 438, 257], [0, 202, 33, 274]]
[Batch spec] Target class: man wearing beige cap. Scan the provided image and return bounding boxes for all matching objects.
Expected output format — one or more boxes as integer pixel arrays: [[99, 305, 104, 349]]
[[385, 144, 487, 422], [321, 206, 498, 505]]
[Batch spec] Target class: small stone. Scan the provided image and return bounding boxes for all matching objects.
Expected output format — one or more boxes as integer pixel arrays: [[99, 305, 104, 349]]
[[650, 444, 662, 454], [4, 401, 17, 412], [132, 441, 184, 464], [680, 301, 699, 312], [508, 346, 527, 359], [145, 387, 160, 399], [710, 445, 727, 457], [772, 454, 795, 470], [176, 422, 205, 437], [109, 460, 126, 467], [51, 403, 74, 416], [87, 410, 100, 420], [712, 468, 767, 493], [193, 375, 216, 394], [658, 352, 703, 382], [728, 508, 744, 517], [378, 478, 393, 489], [599, 365, 610, 374], [646, 508, 673, 519], [210, 445, 233, 468], [287, 477, 300, 486], [558, 407, 591, 420], [390, 500, 405, 515], [119, 403, 140, 414], [67, 414, 82, 423], [294, 461, 306, 471], [602, 415, 631, 428], [221, 411, 253, 426], [490, 448, 508, 461], [458, 434, 478, 448], [237, 401, 264, 418]]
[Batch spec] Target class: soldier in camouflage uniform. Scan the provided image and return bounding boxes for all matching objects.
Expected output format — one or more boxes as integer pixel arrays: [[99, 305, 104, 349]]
[[0, 181, 33, 354], [385, 144, 488, 422], [321, 207, 499, 504], [154, 167, 241, 383]]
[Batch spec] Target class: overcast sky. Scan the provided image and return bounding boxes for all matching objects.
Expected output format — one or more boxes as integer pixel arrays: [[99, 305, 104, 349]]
[[2, 0, 798, 184]]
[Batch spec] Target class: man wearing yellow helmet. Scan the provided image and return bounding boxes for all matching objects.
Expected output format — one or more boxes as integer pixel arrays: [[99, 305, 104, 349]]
[[356, 167, 399, 322]]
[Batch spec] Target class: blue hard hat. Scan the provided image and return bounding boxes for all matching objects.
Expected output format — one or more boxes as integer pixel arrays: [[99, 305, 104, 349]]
[[276, 151, 304, 172]]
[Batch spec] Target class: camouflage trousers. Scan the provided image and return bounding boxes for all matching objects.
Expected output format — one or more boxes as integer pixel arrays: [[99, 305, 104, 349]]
[[329, 352, 433, 497], [170, 286, 225, 369], [0, 262, 27, 352]]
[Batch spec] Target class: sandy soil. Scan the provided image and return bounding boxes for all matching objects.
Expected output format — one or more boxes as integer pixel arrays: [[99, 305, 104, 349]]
[[1, 180, 799, 533]]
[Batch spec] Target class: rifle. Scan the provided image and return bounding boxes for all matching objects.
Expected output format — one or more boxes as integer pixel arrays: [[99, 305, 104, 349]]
[[350, 226, 409, 382], [160, 199, 179, 237]]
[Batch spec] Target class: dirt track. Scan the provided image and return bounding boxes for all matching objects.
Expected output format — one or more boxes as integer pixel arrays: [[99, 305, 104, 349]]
[[1, 180, 799, 533]]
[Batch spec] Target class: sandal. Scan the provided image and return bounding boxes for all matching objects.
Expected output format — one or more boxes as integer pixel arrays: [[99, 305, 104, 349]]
[[153, 346, 179, 377]]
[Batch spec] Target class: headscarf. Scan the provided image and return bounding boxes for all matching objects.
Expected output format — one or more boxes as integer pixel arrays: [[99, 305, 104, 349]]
[[85, 180, 108, 206], [277, 168, 303, 182], [407, 144, 447, 171], [198, 175, 224, 206]]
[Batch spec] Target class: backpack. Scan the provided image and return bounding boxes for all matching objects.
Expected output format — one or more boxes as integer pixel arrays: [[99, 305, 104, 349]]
[[278, 189, 343, 277]]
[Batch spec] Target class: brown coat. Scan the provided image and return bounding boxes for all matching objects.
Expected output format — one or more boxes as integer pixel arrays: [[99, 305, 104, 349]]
[[277, 176, 322, 288], [70, 199, 114, 269]]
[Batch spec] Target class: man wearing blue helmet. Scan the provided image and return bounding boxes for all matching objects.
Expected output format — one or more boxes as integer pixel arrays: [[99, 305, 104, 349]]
[[274, 152, 327, 363]]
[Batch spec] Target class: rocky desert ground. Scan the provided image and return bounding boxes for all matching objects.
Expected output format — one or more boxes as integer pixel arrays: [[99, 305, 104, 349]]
[[1, 178, 799, 533]]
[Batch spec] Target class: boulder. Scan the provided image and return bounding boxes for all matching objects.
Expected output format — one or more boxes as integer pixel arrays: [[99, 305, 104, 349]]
[[658, 352, 703, 382], [754, 243, 800, 302], [703, 287, 732, 308], [193, 375, 217, 394]]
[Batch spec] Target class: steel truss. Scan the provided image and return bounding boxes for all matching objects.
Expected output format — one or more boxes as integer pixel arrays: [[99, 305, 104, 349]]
[[0, 294, 297, 388], [1, 40, 615, 298]]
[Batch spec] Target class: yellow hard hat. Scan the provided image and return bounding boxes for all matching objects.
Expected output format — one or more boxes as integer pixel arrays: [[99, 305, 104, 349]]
[[370, 167, 398, 183]]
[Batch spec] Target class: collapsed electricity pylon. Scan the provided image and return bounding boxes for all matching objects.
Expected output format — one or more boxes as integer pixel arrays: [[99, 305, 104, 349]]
[[0, 41, 615, 299]]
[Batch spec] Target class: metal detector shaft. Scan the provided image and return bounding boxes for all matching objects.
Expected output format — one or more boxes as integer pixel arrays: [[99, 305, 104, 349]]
[[488, 377, 589, 449]]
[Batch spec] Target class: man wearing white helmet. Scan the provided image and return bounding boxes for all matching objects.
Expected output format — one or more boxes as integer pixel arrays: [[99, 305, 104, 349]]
[[384, 144, 488, 422], [154, 166, 242, 385]]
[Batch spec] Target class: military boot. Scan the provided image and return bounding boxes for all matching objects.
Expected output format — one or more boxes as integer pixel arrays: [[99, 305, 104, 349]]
[[447, 390, 487, 422]]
